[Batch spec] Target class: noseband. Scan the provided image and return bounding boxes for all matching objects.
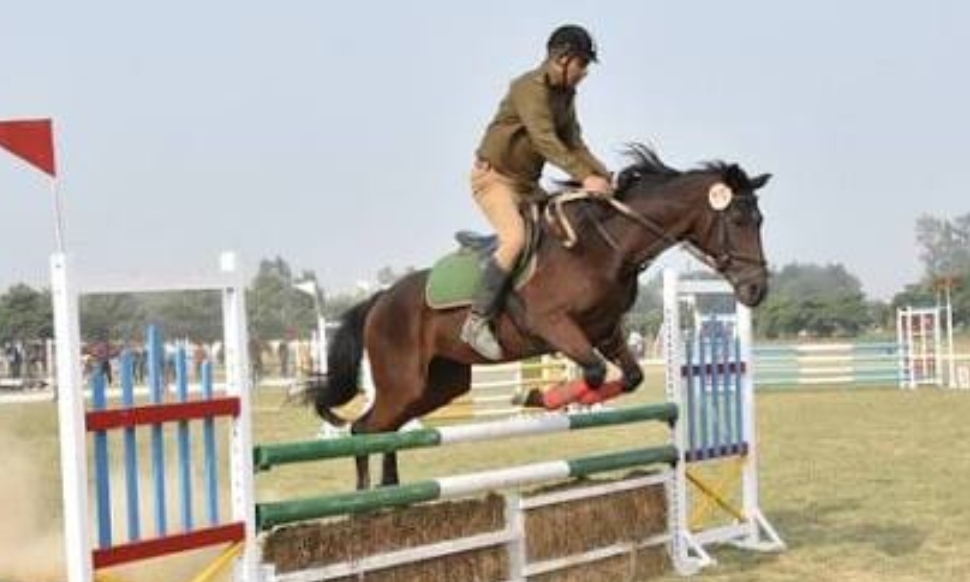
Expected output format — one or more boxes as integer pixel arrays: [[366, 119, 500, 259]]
[[704, 196, 767, 273]]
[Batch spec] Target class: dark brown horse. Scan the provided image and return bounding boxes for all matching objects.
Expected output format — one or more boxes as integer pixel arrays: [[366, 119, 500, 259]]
[[310, 146, 771, 489]]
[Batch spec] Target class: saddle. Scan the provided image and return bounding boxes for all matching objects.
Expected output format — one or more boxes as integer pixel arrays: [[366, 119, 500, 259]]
[[425, 205, 543, 310], [424, 191, 599, 310]]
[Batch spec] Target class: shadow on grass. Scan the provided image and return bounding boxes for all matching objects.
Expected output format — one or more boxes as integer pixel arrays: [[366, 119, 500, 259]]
[[771, 498, 928, 557]]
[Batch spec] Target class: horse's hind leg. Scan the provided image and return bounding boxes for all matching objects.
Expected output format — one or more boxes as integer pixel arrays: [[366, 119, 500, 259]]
[[355, 354, 430, 488], [377, 358, 470, 485], [412, 357, 472, 418], [350, 404, 412, 489], [350, 411, 374, 490], [363, 358, 470, 488], [351, 404, 407, 490], [380, 451, 400, 488]]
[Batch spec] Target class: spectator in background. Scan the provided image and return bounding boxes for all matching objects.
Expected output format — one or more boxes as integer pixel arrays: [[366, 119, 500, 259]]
[[193, 341, 207, 382], [90, 340, 115, 385], [249, 337, 264, 386], [132, 341, 146, 385], [5, 342, 23, 379], [278, 339, 290, 378]]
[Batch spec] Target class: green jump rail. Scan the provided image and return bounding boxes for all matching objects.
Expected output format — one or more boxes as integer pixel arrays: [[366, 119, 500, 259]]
[[256, 445, 679, 530], [253, 402, 679, 472]]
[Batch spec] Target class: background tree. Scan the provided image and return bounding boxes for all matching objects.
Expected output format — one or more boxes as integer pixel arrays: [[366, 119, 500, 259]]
[[915, 213, 970, 278], [247, 257, 318, 340], [79, 293, 144, 342], [901, 213, 970, 328], [0, 285, 54, 342], [756, 263, 871, 338], [141, 291, 223, 342]]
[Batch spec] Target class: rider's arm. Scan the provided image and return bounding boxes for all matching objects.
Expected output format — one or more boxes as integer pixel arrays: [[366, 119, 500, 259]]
[[509, 77, 598, 182], [566, 111, 610, 179]]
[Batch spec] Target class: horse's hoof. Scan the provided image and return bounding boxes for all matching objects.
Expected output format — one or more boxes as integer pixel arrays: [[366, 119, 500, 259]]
[[511, 389, 544, 408]]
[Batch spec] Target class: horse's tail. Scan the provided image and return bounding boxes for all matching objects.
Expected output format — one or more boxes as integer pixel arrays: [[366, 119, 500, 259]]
[[304, 292, 384, 427]]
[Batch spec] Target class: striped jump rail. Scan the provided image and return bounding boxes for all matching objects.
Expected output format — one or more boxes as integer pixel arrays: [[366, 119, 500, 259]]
[[87, 326, 244, 570], [256, 446, 678, 530], [254, 402, 679, 530], [754, 342, 902, 387]]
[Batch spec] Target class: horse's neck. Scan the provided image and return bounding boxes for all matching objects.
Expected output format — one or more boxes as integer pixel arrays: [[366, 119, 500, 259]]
[[541, 201, 615, 255], [535, 183, 699, 275], [579, 197, 684, 273]]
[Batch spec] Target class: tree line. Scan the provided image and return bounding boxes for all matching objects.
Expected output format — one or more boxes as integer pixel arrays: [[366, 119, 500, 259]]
[[1, 212, 967, 343]]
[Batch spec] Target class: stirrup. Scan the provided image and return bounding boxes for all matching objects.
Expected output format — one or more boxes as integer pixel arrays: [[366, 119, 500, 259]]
[[461, 315, 503, 360]]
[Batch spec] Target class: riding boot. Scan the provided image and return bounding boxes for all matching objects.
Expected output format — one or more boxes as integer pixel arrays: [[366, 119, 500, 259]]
[[461, 257, 510, 360]]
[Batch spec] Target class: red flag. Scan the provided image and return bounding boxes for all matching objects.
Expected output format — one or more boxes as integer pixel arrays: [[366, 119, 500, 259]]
[[0, 118, 57, 177]]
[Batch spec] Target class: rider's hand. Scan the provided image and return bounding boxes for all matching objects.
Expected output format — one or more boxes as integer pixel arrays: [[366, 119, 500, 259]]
[[582, 174, 613, 197]]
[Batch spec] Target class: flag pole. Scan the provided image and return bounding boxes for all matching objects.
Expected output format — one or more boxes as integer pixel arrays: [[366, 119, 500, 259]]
[[51, 176, 66, 253]]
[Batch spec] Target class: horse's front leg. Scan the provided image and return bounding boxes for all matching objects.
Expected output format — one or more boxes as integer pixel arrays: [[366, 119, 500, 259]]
[[597, 325, 644, 393], [527, 313, 607, 388]]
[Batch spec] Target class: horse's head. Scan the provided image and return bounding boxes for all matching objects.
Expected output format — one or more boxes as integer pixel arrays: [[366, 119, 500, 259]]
[[681, 164, 771, 307], [614, 146, 771, 307]]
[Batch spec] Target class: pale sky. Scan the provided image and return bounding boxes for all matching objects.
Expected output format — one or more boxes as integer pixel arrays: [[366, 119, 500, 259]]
[[1, 1, 967, 300]]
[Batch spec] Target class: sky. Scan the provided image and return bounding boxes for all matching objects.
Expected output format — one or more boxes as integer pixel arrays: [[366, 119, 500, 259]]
[[1, 1, 967, 301]]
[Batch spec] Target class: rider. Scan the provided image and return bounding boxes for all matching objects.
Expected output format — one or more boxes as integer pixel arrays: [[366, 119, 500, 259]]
[[461, 24, 614, 360]]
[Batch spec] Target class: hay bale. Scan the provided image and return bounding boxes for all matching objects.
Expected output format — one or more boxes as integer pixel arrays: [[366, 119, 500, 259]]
[[329, 546, 506, 582], [262, 494, 506, 578], [529, 546, 669, 582], [524, 475, 667, 563], [262, 474, 672, 581]]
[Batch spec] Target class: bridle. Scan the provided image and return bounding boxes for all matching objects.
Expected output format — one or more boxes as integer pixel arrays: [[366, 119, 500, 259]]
[[572, 192, 767, 283]]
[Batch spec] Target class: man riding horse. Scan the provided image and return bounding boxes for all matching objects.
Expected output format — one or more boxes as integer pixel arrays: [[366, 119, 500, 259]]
[[307, 25, 772, 490], [462, 24, 613, 360]]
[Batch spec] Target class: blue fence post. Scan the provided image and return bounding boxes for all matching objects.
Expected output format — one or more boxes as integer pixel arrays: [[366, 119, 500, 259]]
[[176, 345, 193, 532], [146, 325, 167, 536], [120, 350, 141, 542], [92, 369, 112, 549], [202, 361, 219, 525]]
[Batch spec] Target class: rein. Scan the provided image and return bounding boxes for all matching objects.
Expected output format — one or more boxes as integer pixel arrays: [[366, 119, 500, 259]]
[[545, 190, 766, 279]]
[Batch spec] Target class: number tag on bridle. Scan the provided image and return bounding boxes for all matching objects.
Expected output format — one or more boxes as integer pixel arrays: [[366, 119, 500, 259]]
[[708, 183, 734, 211]]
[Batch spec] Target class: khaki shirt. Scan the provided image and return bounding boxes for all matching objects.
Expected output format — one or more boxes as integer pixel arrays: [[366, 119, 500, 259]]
[[476, 62, 609, 192]]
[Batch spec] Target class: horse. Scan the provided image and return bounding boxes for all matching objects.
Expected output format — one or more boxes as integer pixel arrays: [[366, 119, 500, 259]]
[[308, 145, 771, 490]]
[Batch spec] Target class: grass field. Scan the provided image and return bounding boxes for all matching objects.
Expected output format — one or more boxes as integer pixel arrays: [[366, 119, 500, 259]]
[[2, 382, 970, 581]]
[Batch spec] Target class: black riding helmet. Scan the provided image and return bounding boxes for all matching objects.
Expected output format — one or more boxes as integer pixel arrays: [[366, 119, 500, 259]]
[[547, 24, 598, 63]]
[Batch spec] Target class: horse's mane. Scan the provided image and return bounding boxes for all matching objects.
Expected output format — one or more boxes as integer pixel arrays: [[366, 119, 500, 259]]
[[614, 144, 682, 200], [614, 144, 754, 201], [552, 143, 755, 213]]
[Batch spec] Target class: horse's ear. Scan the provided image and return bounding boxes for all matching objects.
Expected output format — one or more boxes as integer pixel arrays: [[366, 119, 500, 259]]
[[750, 173, 772, 191], [723, 164, 747, 192]]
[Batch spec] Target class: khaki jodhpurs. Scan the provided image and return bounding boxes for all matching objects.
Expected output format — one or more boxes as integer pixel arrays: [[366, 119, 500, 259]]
[[470, 160, 526, 271]]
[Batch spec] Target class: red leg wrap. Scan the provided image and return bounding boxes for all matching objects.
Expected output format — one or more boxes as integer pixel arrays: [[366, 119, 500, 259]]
[[540, 378, 625, 410]]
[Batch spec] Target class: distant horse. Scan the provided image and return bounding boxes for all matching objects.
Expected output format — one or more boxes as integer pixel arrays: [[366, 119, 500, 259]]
[[309, 146, 771, 489]]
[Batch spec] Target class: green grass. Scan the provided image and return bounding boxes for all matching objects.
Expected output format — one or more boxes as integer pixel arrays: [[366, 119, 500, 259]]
[[652, 388, 970, 582], [2, 383, 970, 581]]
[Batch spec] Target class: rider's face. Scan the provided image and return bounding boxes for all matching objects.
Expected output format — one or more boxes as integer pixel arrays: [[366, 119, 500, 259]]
[[558, 55, 590, 87]]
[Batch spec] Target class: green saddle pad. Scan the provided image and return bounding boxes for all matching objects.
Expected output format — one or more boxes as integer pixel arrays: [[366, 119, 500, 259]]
[[425, 249, 536, 310]]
